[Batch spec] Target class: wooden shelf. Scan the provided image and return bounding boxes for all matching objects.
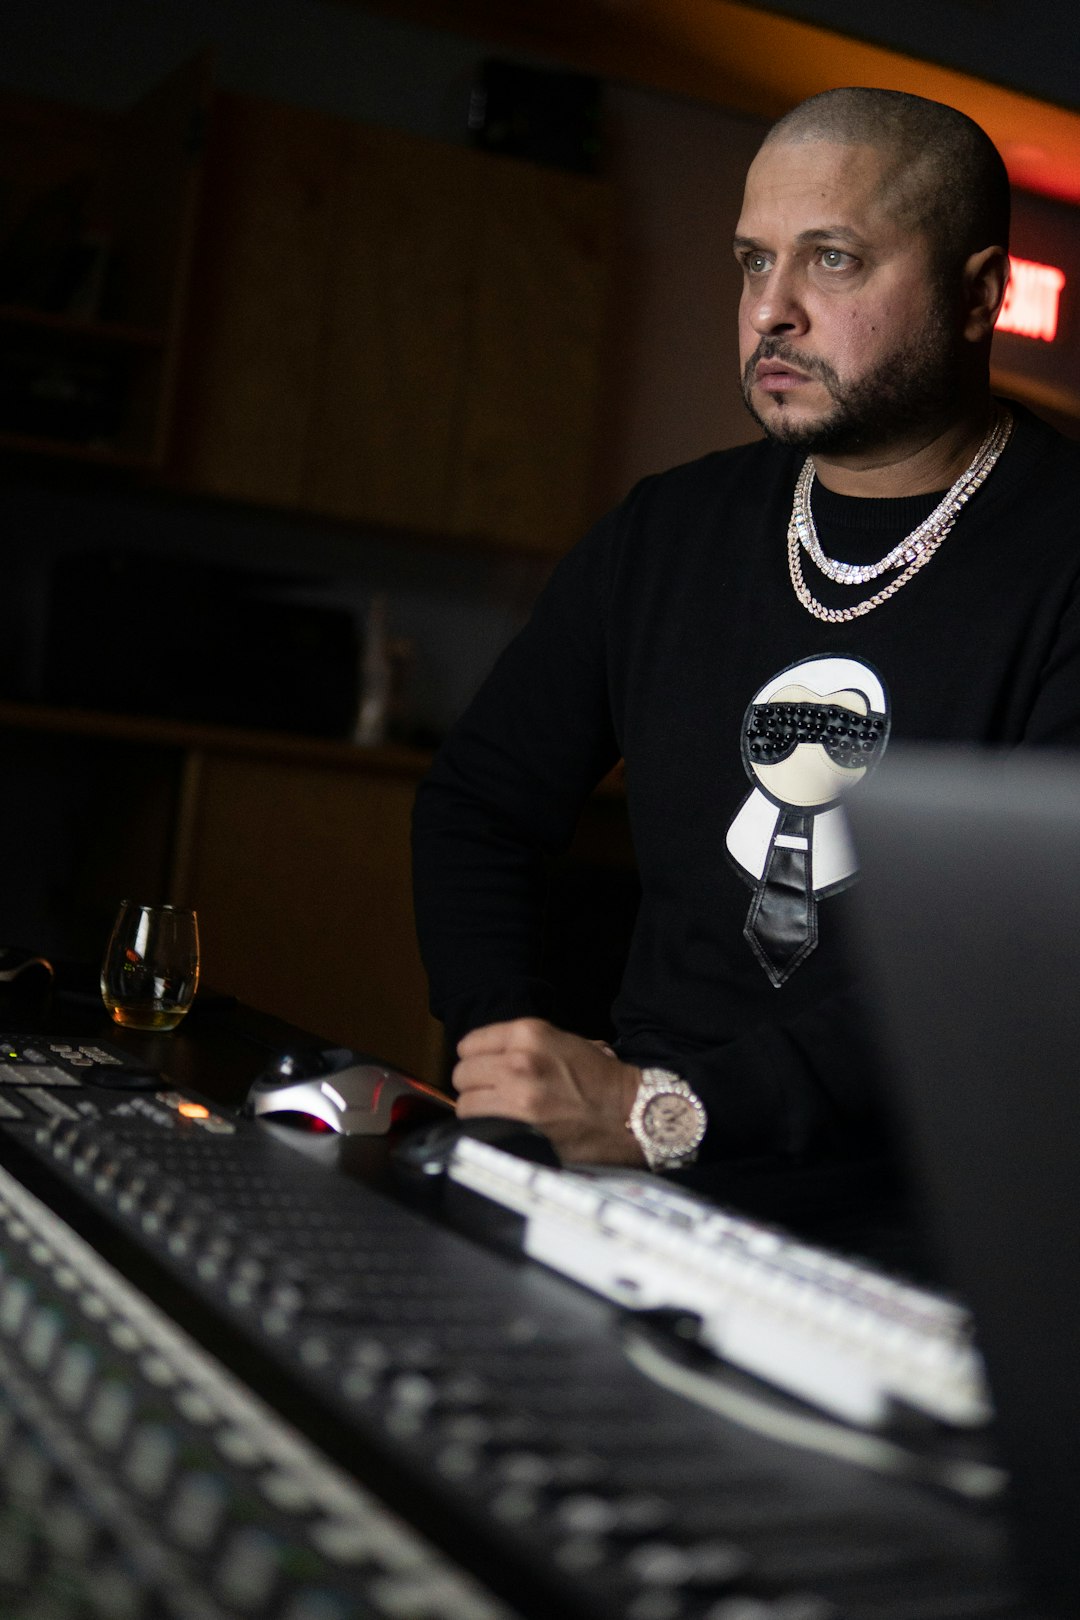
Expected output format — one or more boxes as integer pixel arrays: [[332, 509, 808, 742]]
[[0, 698, 435, 776], [0, 304, 167, 348], [0, 432, 157, 467]]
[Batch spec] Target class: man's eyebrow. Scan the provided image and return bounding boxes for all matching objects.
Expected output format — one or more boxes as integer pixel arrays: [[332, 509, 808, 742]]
[[732, 227, 869, 252], [795, 226, 867, 248]]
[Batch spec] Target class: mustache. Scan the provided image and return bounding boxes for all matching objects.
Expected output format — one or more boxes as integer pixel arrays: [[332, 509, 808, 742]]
[[743, 340, 841, 393]]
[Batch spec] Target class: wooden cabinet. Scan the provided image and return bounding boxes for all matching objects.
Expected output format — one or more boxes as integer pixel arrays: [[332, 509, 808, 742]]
[[0, 58, 209, 468], [447, 151, 613, 551], [1, 73, 611, 548], [304, 119, 480, 536], [2, 701, 635, 1081], [168, 95, 612, 552], [170, 743, 445, 1084], [0, 701, 445, 1083]]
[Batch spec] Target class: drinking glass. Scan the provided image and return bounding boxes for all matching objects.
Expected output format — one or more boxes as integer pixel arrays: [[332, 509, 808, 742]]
[[101, 901, 200, 1031]]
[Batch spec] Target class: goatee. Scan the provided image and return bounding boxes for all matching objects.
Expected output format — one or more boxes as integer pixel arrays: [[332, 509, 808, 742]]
[[742, 315, 963, 456]]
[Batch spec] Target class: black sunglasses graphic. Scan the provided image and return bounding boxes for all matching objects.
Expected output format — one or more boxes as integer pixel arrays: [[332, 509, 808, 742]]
[[745, 701, 888, 768]]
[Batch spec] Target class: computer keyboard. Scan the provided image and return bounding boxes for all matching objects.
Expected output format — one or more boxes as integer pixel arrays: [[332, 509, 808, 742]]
[[447, 1138, 990, 1432]]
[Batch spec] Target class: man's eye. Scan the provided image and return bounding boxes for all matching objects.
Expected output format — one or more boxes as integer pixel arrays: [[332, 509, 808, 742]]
[[820, 248, 852, 269], [744, 252, 769, 275]]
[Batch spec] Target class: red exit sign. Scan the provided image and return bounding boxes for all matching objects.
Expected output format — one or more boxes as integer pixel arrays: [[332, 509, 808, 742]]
[[998, 257, 1066, 342]]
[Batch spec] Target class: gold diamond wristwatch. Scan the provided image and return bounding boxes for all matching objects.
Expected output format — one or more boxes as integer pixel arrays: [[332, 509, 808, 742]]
[[627, 1069, 707, 1172]]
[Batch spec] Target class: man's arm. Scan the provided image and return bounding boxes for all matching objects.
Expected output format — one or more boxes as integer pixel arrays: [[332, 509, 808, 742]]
[[449, 976, 887, 1170], [412, 516, 623, 1050]]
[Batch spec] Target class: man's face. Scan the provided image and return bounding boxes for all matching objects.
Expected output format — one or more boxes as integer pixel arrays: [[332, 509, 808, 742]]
[[734, 139, 962, 456]]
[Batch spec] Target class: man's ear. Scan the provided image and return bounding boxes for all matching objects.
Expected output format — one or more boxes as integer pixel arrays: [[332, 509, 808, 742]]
[[962, 245, 1010, 342]]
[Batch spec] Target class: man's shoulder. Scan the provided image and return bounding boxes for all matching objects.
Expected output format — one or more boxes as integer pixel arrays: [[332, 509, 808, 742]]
[[637, 435, 784, 492], [616, 436, 794, 527], [1005, 399, 1080, 480], [988, 402, 1080, 554]]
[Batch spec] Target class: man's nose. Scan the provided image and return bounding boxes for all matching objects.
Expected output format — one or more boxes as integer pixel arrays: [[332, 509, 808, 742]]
[[746, 265, 808, 336]]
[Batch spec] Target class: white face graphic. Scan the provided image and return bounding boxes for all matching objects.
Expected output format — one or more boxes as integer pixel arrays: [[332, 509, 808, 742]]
[[749, 683, 873, 809]]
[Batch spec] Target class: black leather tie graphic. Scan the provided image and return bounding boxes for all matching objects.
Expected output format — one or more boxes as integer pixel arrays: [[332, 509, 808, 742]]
[[744, 809, 817, 986]]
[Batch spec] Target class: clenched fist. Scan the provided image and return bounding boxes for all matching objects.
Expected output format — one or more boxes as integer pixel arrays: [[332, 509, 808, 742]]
[[454, 1018, 645, 1166]]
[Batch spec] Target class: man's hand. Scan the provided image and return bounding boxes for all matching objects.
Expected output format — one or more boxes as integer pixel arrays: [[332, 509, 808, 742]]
[[454, 1018, 646, 1166]]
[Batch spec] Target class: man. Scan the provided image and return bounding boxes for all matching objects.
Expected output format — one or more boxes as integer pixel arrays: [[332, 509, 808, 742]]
[[411, 88, 1080, 1173]]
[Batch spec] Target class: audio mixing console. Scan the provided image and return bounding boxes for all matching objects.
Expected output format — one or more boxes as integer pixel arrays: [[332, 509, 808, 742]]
[[0, 1034, 1030, 1620]]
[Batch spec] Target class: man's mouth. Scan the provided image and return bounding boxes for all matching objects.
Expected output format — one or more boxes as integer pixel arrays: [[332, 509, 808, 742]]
[[754, 360, 813, 394]]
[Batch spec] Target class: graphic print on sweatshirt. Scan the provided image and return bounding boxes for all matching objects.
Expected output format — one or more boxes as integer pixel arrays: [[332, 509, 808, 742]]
[[725, 655, 891, 987]]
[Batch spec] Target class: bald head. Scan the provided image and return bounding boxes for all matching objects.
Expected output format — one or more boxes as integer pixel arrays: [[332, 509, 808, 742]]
[[762, 88, 1010, 277]]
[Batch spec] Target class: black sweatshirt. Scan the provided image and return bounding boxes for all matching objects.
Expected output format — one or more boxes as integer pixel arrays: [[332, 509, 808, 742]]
[[412, 404, 1080, 1162]]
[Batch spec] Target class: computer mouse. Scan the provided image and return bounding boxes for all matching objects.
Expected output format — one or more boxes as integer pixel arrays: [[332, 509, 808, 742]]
[[246, 1060, 454, 1135], [393, 1115, 561, 1179], [259, 1046, 356, 1082]]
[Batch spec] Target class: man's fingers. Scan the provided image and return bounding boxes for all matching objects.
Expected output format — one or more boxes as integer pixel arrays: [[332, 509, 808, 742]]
[[455, 1081, 545, 1121], [455, 1084, 504, 1118], [457, 1017, 553, 1059], [453, 1057, 553, 1122], [454, 1048, 548, 1091]]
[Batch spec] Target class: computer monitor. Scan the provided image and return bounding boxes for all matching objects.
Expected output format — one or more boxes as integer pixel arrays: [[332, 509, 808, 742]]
[[850, 745, 1080, 1620]]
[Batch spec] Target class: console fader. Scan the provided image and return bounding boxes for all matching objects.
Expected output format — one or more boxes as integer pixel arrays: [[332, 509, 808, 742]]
[[0, 1037, 1028, 1620]]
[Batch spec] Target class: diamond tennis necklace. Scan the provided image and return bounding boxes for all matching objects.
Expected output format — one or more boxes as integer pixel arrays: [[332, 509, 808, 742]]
[[787, 404, 1014, 624]]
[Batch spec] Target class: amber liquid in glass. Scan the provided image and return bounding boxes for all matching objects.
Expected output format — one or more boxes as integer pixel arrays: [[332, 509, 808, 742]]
[[103, 1000, 189, 1032]]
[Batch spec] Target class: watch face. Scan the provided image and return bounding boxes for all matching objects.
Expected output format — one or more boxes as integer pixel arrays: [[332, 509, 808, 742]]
[[643, 1093, 699, 1153]]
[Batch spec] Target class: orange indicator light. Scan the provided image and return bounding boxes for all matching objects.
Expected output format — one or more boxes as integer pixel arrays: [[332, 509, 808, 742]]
[[177, 1101, 211, 1120], [998, 258, 1066, 342]]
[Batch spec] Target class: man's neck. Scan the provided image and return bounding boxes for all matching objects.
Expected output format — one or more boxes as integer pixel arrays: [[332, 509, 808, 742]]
[[811, 401, 998, 499]]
